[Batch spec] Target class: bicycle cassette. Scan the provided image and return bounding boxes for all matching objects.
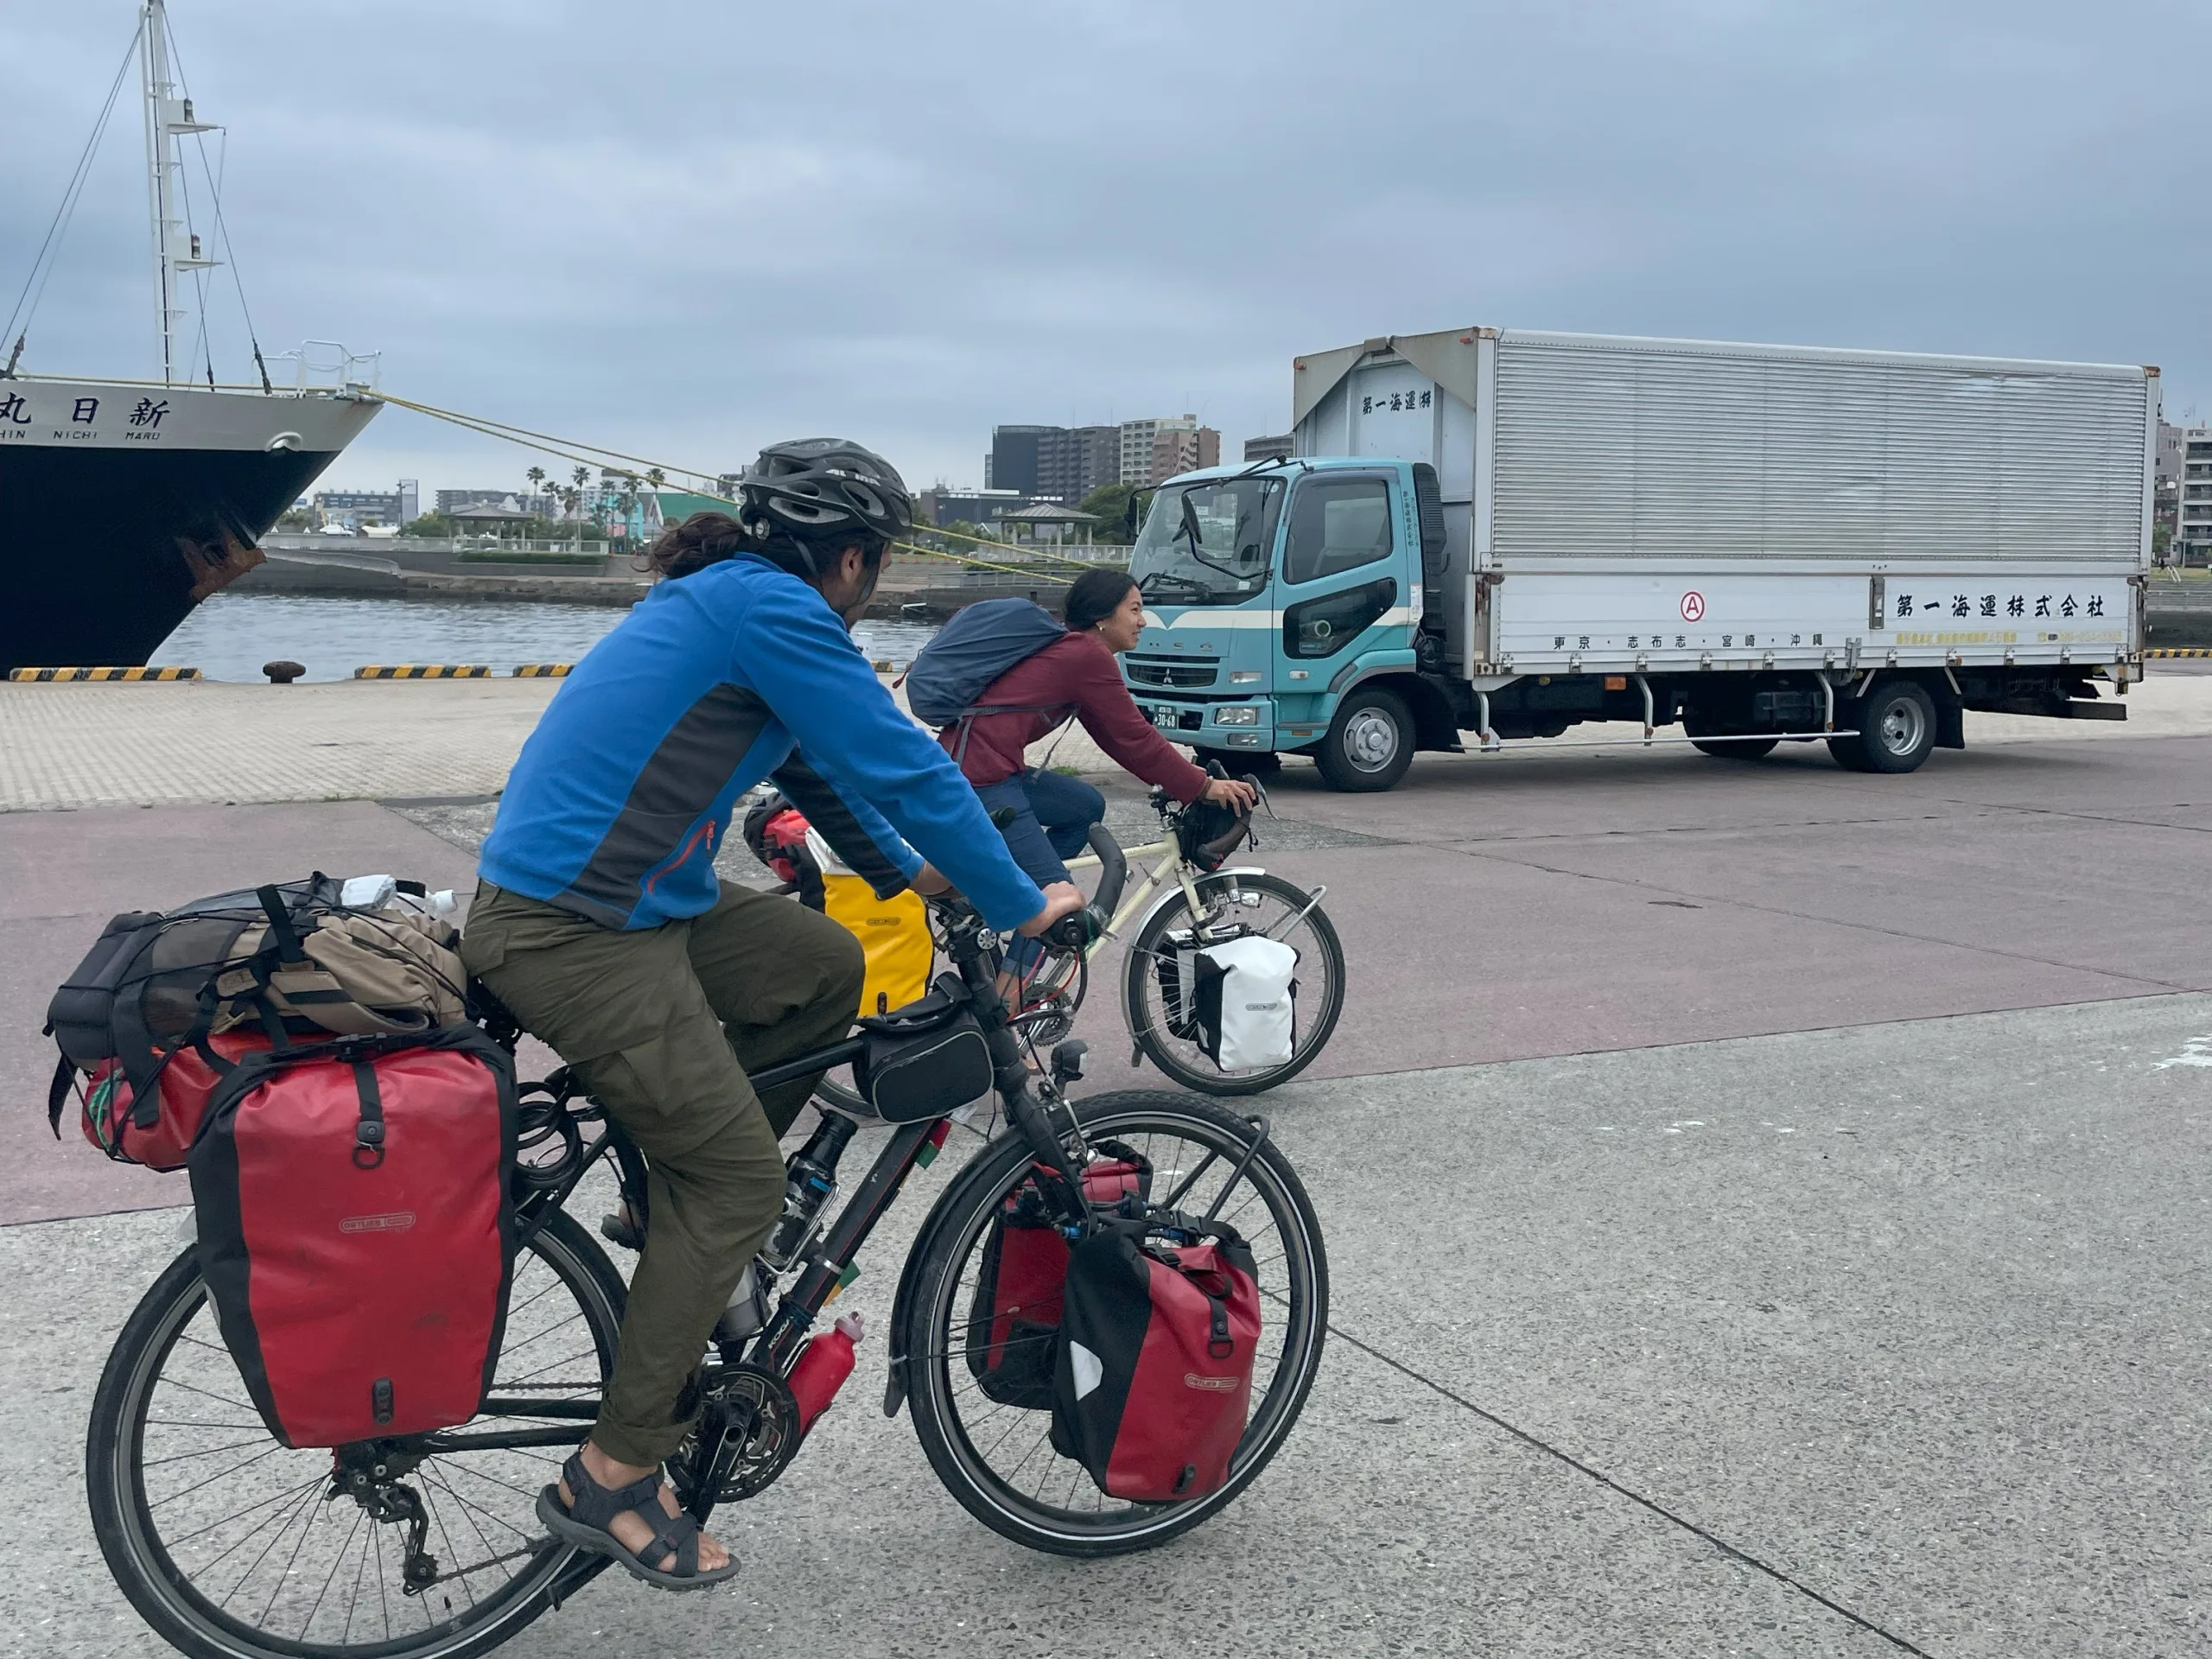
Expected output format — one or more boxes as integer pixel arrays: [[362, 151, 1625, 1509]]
[[683, 1362, 803, 1503]]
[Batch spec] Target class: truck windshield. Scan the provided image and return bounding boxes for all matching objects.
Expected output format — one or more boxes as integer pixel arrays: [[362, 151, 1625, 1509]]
[[1128, 477, 1282, 602]]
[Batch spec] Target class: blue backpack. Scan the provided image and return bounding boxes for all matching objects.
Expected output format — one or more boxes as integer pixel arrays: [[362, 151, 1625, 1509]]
[[904, 598, 1068, 729]]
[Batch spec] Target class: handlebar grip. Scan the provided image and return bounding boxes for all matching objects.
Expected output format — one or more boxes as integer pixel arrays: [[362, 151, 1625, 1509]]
[[1041, 904, 1109, 951], [1084, 822, 1128, 918]]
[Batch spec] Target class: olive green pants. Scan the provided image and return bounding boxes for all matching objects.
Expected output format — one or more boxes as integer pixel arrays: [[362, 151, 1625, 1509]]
[[460, 880, 865, 1466]]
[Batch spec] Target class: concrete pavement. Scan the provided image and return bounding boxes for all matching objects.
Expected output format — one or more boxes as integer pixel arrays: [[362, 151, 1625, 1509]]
[[8, 690, 2212, 1654], [10, 995, 2207, 1656]]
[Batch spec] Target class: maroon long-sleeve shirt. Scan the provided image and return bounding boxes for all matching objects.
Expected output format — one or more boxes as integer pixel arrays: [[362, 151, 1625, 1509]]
[[937, 632, 1211, 803]]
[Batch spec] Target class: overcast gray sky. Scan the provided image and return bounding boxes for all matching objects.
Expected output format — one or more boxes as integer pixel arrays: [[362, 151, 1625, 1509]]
[[3, 0, 2203, 500]]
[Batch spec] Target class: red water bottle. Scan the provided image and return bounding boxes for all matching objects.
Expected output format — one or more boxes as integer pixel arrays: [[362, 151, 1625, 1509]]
[[788, 1313, 863, 1433]]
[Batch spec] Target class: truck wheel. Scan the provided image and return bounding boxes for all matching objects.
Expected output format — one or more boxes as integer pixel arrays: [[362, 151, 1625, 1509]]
[[1828, 680, 1936, 774], [1315, 689, 1414, 791], [1681, 710, 1777, 760], [1691, 737, 1778, 759]]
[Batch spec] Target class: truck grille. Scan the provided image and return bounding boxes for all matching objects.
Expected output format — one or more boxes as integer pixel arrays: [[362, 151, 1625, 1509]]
[[1125, 655, 1219, 688]]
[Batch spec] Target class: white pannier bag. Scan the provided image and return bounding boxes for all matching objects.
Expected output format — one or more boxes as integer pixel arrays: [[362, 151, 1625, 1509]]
[[1194, 935, 1299, 1071]]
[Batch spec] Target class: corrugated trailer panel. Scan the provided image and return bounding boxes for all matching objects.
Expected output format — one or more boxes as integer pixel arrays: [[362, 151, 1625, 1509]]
[[1491, 333, 2151, 569]]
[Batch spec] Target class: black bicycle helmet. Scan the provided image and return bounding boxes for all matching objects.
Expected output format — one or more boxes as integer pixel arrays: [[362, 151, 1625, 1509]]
[[737, 438, 914, 571]]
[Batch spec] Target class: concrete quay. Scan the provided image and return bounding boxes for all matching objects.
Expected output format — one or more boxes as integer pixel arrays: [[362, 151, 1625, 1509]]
[[5, 676, 2211, 1654]]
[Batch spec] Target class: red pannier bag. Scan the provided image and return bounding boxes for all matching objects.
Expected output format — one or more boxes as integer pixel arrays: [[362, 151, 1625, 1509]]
[[188, 1027, 518, 1448], [77, 1030, 276, 1171], [965, 1145, 1150, 1409], [1050, 1218, 1262, 1503]]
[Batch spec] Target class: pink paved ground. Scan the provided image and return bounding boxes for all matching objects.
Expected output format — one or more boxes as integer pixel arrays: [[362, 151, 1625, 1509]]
[[10, 735, 2212, 1223]]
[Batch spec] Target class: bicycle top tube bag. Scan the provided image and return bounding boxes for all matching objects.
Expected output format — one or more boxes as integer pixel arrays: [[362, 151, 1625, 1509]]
[[1051, 1217, 1262, 1503], [966, 1144, 1152, 1409], [188, 1026, 518, 1448]]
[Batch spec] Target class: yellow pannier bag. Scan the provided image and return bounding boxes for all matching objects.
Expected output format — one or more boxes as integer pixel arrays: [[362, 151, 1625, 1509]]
[[810, 829, 933, 1018]]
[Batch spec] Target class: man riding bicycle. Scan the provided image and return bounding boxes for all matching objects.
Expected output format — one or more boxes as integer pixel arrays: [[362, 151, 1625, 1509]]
[[461, 439, 1083, 1589], [938, 567, 1257, 965]]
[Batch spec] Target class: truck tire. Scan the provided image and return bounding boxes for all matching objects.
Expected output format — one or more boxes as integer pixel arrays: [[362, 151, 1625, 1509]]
[[1315, 688, 1414, 791], [1828, 680, 1937, 774], [1681, 710, 1777, 760], [1691, 737, 1779, 759]]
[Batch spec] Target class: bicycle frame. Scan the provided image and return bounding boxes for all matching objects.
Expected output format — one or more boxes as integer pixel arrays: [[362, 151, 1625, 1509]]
[[429, 856, 1128, 1541]]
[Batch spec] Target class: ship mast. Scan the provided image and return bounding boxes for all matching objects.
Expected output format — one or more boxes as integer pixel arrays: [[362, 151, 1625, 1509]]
[[141, 0, 219, 386]]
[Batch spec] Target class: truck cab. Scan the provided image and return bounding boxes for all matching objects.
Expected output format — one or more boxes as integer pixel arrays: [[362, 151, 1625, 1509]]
[[1122, 458, 1455, 789]]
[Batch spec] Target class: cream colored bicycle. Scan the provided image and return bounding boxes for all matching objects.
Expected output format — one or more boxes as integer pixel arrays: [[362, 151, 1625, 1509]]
[[1005, 780, 1346, 1096]]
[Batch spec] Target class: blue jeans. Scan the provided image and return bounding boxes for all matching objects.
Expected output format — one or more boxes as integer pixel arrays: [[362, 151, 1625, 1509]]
[[976, 769, 1105, 969]]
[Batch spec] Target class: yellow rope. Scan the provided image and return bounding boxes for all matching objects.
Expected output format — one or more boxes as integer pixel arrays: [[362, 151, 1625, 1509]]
[[378, 393, 1107, 586]]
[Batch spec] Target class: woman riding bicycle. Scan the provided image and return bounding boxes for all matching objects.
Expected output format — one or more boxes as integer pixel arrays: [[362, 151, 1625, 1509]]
[[940, 568, 1257, 939]]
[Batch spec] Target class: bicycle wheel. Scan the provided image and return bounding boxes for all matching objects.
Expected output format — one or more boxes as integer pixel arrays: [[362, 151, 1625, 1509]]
[[1120, 871, 1345, 1096], [903, 1090, 1328, 1557], [86, 1210, 626, 1659]]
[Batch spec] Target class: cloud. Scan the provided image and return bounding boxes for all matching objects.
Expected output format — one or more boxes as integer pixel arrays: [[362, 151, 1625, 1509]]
[[2, 0, 2202, 500]]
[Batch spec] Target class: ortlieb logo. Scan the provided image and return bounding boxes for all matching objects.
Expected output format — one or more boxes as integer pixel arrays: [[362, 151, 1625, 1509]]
[[339, 1211, 416, 1234], [1184, 1372, 1239, 1391]]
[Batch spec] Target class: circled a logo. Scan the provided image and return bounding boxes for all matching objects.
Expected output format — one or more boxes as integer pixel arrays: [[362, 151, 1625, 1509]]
[[1680, 591, 1706, 622]]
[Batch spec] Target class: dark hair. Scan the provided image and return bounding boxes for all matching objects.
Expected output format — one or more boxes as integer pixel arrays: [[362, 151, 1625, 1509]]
[[1065, 567, 1138, 631], [641, 509, 886, 584]]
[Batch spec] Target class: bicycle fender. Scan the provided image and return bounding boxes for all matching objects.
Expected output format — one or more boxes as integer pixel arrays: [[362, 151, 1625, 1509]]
[[1127, 867, 1271, 935], [880, 1152, 988, 1419]]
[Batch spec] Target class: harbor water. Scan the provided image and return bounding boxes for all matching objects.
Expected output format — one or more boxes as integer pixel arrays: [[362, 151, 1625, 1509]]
[[156, 594, 940, 682]]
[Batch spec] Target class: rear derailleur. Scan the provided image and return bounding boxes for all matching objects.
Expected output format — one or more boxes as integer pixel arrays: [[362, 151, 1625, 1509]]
[[329, 1443, 438, 1593]]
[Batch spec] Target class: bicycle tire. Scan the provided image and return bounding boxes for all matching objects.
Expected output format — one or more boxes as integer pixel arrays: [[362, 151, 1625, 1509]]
[[1120, 872, 1346, 1096], [87, 1210, 626, 1659], [902, 1090, 1328, 1558]]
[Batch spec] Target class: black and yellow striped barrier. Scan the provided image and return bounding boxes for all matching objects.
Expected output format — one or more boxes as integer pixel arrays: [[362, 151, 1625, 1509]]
[[6, 665, 201, 682], [353, 665, 492, 680], [511, 664, 573, 677], [2144, 648, 2212, 658]]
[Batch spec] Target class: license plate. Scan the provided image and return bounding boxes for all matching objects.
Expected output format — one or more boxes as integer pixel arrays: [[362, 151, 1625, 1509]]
[[1151, 707, 1177, 731]]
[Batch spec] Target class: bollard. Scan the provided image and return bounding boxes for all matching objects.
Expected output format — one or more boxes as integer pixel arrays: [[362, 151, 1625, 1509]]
[[263, 660, 306, 684]]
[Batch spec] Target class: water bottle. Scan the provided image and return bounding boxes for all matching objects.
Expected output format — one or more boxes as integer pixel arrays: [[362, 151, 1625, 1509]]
[[787, 1313, 864, 1432], [759, 1112, 857, 1270]]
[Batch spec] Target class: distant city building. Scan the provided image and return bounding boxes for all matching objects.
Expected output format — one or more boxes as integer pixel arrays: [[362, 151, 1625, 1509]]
[[988, 416, 1222, 499], [437, 488, 554, 518], [2174, 423, 2212, 565], [315, 480, 418, 528], [1120, 415, 1220, 486], [987, 423, 1120, 505], [917, 486, 1031, 529], [1243, 434, 1293, 463]]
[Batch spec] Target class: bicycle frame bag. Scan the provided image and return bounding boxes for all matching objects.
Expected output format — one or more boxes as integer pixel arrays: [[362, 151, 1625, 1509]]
[[77, 1029, 276, 1171], [1192, 936, 1298, 1071], [852, 988, 995, 1123], [188, 1026, 518, 1448], [966, 1145, 1151, 1409], [1051, 1217, 1262, 1503]]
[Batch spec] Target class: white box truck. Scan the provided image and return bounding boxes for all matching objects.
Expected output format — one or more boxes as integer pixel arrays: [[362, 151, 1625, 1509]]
[[1120, 327, 2158, 789]]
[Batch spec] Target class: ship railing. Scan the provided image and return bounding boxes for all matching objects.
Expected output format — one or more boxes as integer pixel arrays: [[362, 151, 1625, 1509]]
[[268, 340, 383, 394]]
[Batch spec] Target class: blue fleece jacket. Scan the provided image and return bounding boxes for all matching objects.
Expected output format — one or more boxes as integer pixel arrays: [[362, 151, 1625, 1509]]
[[478, 556, 1049, 931]]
